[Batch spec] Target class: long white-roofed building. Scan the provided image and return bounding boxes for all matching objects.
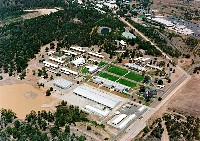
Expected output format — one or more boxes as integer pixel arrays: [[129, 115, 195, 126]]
[[112, 114, 127, 125], [60, 67, 78, 75], [49, 56, 64, 64], [93, 76, 131, 92], [53, 78, 74, 89], [83, 105, 109, 117], [73, 85, 122, 109], [43, 61, 58, 68], [70, 47, 86, 53], [88, 52, 104, 59]]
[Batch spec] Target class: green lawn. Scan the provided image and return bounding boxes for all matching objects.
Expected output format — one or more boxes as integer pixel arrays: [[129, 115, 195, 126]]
[[82, 68, 88, 74], [98, 61, 107, 67], [107, 66, 128, 76], [117, 79, 136, 88], [99, 73, 119, 81], [125, 72, 144, 82]]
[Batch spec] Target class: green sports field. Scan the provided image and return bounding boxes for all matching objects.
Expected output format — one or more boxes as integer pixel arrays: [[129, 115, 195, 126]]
[[117, 79, 136, 88], [125, 72, 144, 82], [99, 73, 119, 81], [107, 66, 128, 76]]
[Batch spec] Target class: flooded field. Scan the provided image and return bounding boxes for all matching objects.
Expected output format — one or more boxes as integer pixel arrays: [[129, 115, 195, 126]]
[[0, 83, 52, 119]]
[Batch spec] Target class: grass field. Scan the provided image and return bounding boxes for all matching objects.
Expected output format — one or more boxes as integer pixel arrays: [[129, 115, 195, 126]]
[[117, 79, 136, 88], [99, 73, 119, 81], [82, 68, 88, 74], [125, 72, 144, 82], [98, 61, 107, 67], [107, 66, 128, 76]]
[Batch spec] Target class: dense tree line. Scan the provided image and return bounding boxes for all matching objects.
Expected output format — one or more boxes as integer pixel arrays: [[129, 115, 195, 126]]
[[0, 1, 125, 75], [0, 103, 88, 140]]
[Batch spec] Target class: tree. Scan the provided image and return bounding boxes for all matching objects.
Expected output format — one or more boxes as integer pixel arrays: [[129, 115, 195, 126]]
[[157, 79, 163, 85], [50, 43, 55, 49], [65, 125, 70, 134], [117, 57, 122, 63], [143, 76, 151, 83], [45, 47, 49, 52], [50, 87, 53, 91], [158, 97, 162, 101], [46, 90, 51, 96], [61, 100, 67, 106], [50, 126, 59, 137], [78, 135, 86, 141], [139, 86, 146, 92], [86, 126, 91, 130]]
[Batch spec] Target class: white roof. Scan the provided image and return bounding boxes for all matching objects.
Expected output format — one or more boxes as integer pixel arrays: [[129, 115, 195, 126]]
[[146, 64, 162, 70], [96, 4, 103, 8], [70, 46, 86, 52], [63, 50, 79, 56], [124, 63, 146, 71], [151, 17, 174, 27], [112, 114, 127, 125], [61, 67, 78, 75], [88, 52, 104, 58], [49, 56, 64, 64], [118, 114, 136, 129], [71, 57, 85, 66], [85, 65, 98, 73], [73, 85, 122, 108], [43, 61, 58, 68], [104, 2, 117, 9], [120, 40, 126, 46], [138, 106, 145, 112], [53, 78, 74, 89], [84, 105, 109, 117], [93, 76, 131, 91], [122, 31, 136, 39], [134, 57, 150, 62]]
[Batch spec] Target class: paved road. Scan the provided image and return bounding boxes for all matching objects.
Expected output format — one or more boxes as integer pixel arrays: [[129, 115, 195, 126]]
[[119, 73, 190, 141], [119, 17, 171, 60], [112, 18, 192, 141]]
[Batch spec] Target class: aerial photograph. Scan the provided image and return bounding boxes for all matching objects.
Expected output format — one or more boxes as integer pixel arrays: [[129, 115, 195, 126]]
[[0, 0, 199, 140]]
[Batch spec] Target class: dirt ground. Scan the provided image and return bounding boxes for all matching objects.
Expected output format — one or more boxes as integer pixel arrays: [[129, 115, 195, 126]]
[[0, 83, 52, 119], [22, 8, 61, 19], [167, 74, 200, 117]]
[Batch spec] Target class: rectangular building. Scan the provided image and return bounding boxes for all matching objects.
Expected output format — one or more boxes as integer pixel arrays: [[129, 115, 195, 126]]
[[73, 85, 122, 109], [53, 78, 74, 89]]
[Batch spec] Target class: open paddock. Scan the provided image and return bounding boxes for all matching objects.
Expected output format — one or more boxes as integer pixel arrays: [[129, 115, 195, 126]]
[[0, 83, 52, 119]]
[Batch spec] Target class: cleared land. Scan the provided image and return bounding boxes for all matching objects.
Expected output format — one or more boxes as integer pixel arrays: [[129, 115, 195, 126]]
[[125, 72, 144, 82], [117, 79, 136, 88], [167, 74, 200, 117], [99, 72, 119, 81], [107, 66, 128, 76], [0, 83, 52, 119]]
